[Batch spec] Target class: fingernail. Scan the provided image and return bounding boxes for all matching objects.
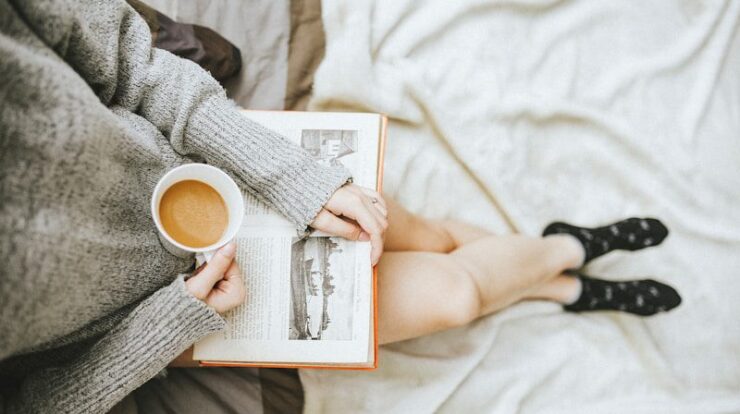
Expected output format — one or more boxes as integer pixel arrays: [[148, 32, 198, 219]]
[[221, 242, 236, 258], [359, 232, 370, 241]]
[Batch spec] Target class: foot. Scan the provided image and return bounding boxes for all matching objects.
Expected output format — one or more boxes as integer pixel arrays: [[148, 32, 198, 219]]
[[563, 274, 681, 316], [542, 218, 669, 264]]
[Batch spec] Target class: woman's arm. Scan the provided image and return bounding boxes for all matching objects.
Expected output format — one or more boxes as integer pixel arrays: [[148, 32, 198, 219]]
[[11, 0, 388, 261], [1, 243, 244, 414], [2, 276, 225, 414], [10, 0, 350, 229]]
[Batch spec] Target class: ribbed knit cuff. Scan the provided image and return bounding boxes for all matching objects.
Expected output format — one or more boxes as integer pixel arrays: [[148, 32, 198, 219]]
[[16, 275, 225, 414], [186, 97, 352, 229]]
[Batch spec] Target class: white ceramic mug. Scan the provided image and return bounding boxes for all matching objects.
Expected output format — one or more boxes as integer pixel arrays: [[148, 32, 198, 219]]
[[151, 163, 244, 265]]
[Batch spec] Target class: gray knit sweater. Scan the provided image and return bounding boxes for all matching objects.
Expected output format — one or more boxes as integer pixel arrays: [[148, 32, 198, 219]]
[[0, 0, 350, 412]]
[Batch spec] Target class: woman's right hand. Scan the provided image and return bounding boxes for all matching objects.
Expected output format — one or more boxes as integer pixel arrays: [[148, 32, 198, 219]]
[[186, 242, 245, 314]]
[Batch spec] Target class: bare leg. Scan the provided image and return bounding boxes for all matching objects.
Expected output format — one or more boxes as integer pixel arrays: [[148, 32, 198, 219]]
[[377, 198, 585, 344], [383, 198, 493, 253], [526, 274, 582, 304]]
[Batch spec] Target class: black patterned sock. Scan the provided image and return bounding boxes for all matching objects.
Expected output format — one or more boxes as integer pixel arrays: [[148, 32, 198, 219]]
[[564, 274, 681, 316], [542, 218, 668, 263]]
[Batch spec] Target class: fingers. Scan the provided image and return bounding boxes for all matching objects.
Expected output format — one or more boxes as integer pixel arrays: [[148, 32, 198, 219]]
[[325, 184, 387, 216], [186, 242, 236, 300], [192, 261, 207, 277], [363, 196, 388, 232], [360, 196, 389, 264], [223, 260, 242, 279], [215, 260, 243, 290], [360, 187, 387, 216], [311, 209, 364, 240], [217, 260, 246, 298], [315, 184, 388, 265], [209, 260, 246, 313], [344, 196, 385, 265], [370, 198, 388, 218], [366, 215, 386, 266]]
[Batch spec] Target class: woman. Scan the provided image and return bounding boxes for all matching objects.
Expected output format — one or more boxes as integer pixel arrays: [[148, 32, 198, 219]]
[[0, 1, 384, 412], [1, 1, 680, 412]]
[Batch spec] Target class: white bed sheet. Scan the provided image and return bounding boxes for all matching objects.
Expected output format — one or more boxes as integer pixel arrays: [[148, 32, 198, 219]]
[[302, 0, 740, 412]]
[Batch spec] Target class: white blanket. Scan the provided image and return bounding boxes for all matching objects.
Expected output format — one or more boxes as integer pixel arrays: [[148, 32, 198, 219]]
[[301, 0, 740, 412]]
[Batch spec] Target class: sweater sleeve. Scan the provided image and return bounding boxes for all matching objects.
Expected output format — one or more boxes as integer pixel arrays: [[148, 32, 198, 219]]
[[2, 276, 225, 414], [10, 0, 351, 229]]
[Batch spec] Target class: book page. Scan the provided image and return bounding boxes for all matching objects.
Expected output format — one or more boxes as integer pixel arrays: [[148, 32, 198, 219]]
[[194, 111, 380, 364]]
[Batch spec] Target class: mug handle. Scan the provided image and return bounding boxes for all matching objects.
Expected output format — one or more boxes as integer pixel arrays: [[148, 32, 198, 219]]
[[195, 250, 216, 267]]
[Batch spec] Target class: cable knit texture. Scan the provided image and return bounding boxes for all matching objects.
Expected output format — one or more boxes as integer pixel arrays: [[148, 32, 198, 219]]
[[10, 277, 226, 413], [187, 97, 352, 227], [0, 0, 349, 412]]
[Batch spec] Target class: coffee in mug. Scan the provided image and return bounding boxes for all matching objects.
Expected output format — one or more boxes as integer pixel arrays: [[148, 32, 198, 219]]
[[159, 180, 229, 248], [151, 164, 245, 263]]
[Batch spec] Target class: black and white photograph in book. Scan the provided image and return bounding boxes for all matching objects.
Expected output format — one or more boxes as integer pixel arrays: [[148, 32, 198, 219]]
[[289, 237, 356, 341], [300, 129, 358, 167]]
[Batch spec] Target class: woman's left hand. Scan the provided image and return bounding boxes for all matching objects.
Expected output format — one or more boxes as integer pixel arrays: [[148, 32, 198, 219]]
[[310, 184, 388, 265]]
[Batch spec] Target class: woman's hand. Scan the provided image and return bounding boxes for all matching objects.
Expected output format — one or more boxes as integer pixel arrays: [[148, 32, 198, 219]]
[[186, 242, 245, 314], [310, 184, 388, 265], [171, 242, 245, 367]]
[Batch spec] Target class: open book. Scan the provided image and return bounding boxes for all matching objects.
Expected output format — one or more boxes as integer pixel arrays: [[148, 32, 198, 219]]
[[193, 111, 387, 369]]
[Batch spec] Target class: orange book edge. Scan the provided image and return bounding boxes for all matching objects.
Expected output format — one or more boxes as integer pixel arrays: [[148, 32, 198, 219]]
[[198, 112, 388, 370]]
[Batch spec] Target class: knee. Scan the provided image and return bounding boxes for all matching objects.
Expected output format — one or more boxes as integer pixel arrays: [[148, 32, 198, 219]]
[[431, 261, 482, 329]]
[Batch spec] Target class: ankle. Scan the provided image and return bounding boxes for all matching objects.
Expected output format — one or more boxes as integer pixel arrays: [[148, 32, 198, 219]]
[[545, 234, 586, 269], [542, 218, 669, 264], [563, 274, 682, 316], [561, 276, 582, 304], [526, 275, 582, 304]]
